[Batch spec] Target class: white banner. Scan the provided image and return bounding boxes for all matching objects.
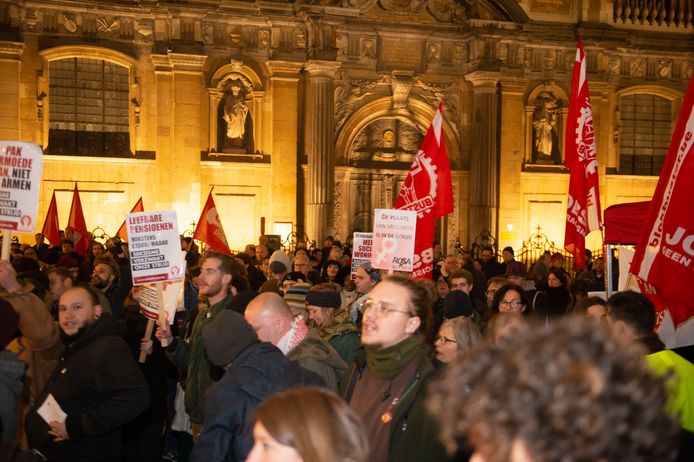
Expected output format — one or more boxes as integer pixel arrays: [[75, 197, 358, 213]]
[[0, 141, 43, 232], [351, 232, 373, 278], [371, 209, 417, 272], [127, 211, 185, 284]]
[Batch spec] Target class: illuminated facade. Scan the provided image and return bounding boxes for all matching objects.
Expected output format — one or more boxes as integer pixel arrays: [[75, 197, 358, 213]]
[[0, 0, 691, 251]]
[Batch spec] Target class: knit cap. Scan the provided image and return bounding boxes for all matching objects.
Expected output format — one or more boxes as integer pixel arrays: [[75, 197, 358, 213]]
[[202, 310, 258, 367], [283, 283, 312, 312], [268, 250, 291, 275]]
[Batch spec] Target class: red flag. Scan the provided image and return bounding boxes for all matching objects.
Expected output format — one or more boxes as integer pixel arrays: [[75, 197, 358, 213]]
[[564, 40, 602, 271], [115, 197, 144, 241], [41, 191, 60, 246], [394, 103, 454, 279], [630, 73, 694, 327], [67, 183, 89, 256], [194, 189, 232, 255]]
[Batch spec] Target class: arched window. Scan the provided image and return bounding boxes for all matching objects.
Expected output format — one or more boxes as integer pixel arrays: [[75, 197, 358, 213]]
[[47, 57, 131, 157], [618, 93, 672, 175]]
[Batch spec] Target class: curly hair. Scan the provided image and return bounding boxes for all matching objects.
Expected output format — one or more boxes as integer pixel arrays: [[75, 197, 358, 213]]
[[427, 318, 678, 462], [489, 283, 528, 314]]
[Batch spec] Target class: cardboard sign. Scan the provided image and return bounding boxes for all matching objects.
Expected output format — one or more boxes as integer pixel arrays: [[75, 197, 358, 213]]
[[351, 232, 373, 278], [371, 209, 417, 272], [0, 141, 43, 231], [137, 279, 185, 325], [127, 211, 184, 284]]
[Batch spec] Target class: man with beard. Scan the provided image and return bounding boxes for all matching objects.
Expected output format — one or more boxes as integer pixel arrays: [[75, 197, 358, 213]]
[[25, 286, 149, 462], [340, 276, 449, 462], [90, 257, 130, 319], [156, 251, 242, 442]]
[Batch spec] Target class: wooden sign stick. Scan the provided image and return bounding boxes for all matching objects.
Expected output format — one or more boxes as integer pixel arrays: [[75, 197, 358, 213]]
[[138, 318, 155, 363], [1, 231, 11, 261], [156, 281, 169, 347]]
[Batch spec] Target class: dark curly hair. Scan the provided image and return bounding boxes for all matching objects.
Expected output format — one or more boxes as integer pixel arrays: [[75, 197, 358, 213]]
[[489, 283, 527, 314], [427, 318, 678, 462]]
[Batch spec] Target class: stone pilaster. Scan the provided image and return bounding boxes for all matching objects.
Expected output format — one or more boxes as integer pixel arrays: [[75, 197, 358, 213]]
[[304, 60, 341, 243], [466, 71, 500, 244], [266, 60, 303, 234], [150, 52, 206, 214], [0, 42, 24, 140]]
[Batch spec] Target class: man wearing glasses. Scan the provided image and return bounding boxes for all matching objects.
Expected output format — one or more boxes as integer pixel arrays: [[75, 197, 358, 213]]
[[340, 276, 450, 462]]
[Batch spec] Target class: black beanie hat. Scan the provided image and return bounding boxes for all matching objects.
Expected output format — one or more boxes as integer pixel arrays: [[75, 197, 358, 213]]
[[305, 290, 341, 310], [202, 310, 258, 367], [442, 291, 474, 319]]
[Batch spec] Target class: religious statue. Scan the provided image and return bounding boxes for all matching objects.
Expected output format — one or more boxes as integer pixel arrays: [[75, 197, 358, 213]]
[[217, 79, 254, 153], [531, 91, 561, 164]]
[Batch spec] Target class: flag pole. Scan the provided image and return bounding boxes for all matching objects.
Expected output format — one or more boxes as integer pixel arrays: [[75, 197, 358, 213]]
[[138, 319, 155, 363], [156, 282, 168, 347]]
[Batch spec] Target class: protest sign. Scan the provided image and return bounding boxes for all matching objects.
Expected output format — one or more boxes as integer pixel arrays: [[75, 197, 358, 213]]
[[127, 211, 184, 285], [351, 232, 373, 278], [0, 141, 43, 232], [371, 209, 417, 272], [137, 279, 185, 326]]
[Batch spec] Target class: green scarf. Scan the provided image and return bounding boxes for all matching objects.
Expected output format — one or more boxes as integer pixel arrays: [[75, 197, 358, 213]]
[[366, 335, 423, 380]]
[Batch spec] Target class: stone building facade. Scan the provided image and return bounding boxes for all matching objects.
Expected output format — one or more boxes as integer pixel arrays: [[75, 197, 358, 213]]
[[0, 0, 691, 252]]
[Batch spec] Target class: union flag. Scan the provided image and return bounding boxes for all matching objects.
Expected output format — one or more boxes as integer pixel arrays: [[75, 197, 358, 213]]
[[194, 189, 232, 256], [67, 183, 89, 256]]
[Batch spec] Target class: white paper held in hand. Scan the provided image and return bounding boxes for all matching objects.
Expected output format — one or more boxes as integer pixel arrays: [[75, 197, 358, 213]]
[[37, 393, 67, 424]]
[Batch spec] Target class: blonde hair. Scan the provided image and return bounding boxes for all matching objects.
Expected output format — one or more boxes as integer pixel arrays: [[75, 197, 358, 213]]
[[440, 317, 483, 355], [256, 387, 369, 462]]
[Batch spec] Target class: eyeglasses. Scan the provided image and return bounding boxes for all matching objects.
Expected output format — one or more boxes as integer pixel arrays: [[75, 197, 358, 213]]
[[485, 289, 497, 296], [499, 300, 523, 308], [435, 335, 457, 345], [359, 298, 412, 318]]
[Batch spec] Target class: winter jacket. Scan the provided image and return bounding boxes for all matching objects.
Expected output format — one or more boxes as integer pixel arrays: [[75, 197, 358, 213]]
[[191, 342, 323, 462], [0, 350, 25, 445], [287, 330, 347, 390], [341, 346, 451, 462], [25, 315, 150, 461], [165, 294, 232, 424]]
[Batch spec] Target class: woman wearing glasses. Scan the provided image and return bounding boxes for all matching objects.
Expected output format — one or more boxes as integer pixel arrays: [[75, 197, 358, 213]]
[[489, 283, 529, 315], [434, 316, 483, 364]]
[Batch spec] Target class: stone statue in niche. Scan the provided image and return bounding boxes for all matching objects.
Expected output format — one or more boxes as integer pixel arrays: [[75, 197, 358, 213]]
[[217, 79, 254, 153], [531, 91, 561, 164]]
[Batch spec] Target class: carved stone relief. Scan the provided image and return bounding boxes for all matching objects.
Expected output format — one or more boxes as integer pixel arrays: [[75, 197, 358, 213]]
[[360, 38, 376, 59], [607, 56, 620, 76], [332, 180, 343, 237], [658, 60, 672, 79], [379, 0, 427, 14], [96, 17, 119, 34], [414, 78, 460, 139], [529, 90, 562, 165], [630, 58, 647, 77], [427, 0, 467, 24], [348, 117, 422, 164], [23, 9, 42, 30], [334, 74, 388, 134], [62, 14, 77, 33], [391, 71, 414, 109]]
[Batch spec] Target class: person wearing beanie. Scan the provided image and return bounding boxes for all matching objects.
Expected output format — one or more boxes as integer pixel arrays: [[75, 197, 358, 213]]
[[283, 282, 311, 316], [306, 283, 360, 364], [268, 250, 291, 282], [192, 310, 323, 462], [245, 292, 347, 391], [281, 271, 308, 295]]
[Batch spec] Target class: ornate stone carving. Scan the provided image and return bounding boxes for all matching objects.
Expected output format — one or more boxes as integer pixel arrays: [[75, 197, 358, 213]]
[[258, 30, 270, 48], [658, 59, 672, 78], [447, 180, 458, 251], [630, 58, 647, 77], [348, 117, 422, 163], [229, 28, 244, 45], [685, 62, 694, 79], [607, 56, 621, 75], [452, 42, 468, 65], [136, 20, 153, 37], [342, 0, 378, 13], [294, 29, 307, 48], [542, 49, 556, 70], [498, 43, 509, 64], [426, 42, 441, 63], [332, 180, 343, 237], [382, 174, 395, 207], [360, 38, 376, 58], [414, 78, 460, 139], [24, 9, 42, 30], [96, 17, 119, 34], [379, 0, 427, 14], [334, 74, 387, 134], [391, 71, 414, 109], [523, 48, 533, 70], [336, 33, 348, 56], [427, 0, 467, 24], [62, 14, 77, 33]]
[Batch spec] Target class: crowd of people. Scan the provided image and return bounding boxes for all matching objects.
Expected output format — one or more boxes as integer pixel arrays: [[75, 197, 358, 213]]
[[1, 231, 693, 462]]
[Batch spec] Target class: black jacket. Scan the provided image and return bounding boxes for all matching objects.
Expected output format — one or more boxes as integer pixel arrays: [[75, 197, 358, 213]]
[[25, 315, 150, 461], [191, 342, 323, 462]]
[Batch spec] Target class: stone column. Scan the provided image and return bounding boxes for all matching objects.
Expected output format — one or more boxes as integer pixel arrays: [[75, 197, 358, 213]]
[[266, 60, 303, 234], [466, 71, 500, 244], [304, 60, 341, 243]]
